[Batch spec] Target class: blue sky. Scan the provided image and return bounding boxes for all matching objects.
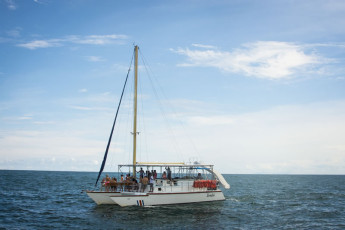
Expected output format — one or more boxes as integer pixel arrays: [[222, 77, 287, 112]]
[[1, 0, 345, 174]]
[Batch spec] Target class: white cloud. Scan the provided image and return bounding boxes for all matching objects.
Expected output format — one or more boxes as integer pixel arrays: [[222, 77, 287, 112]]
[[69, 34, 127, 45], [5, 0, 16, 10], [179, 100, 345, 174], [192, 43, 217, 49], [33, 0, 47, 4], [187, 115, 235, 126], [3, 115, 33, 121], [69, 105, 111, 111], [173, 41, 323, 79], [69, 105, 97, 111], [0, 105, 129, 171], [6, 27, 21, 37], [85, 56, 106, 62], [33, 121, 55, 125], [17, 39, 62, 49], [78, 88, 88, 93], [1, 97, 345, 174], [17, 34, 128, 50]]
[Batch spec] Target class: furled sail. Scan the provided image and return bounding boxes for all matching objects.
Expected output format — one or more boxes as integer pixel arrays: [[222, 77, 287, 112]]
[[94, 52, 133, 186]]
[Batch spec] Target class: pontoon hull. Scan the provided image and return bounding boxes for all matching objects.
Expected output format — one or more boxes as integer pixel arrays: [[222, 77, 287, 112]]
[[86, 191, 120, 205], [110, 190, 225, 207]]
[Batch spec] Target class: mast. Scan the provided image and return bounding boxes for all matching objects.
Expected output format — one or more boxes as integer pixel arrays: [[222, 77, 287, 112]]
[[132, 45, 138, 178]]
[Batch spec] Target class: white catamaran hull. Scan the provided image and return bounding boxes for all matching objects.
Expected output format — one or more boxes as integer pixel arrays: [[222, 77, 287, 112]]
[[86, 191, 119, 205], [110, 190, 225, 207]]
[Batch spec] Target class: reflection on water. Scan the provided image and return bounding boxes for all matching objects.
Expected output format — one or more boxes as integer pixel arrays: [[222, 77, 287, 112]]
[[91, 201, 225, 229]]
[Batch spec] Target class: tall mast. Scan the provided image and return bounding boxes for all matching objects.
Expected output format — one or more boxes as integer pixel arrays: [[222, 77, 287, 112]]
[[132, 45, 138, 178]]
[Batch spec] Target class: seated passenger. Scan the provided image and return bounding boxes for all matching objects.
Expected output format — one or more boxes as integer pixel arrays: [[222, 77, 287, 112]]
[[162, 171, 167, 179], [132, 178, 138, 191], [105, 175, 110, 191], [101, 177, 106, 191], [196, 173, 203, 180]]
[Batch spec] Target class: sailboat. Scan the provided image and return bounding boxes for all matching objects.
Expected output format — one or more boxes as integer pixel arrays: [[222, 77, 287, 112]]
[[86, 46, 230, 206]]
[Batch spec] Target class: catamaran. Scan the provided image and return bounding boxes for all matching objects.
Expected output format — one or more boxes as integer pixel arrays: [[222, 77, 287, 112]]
[[86, 46, 230, 207]]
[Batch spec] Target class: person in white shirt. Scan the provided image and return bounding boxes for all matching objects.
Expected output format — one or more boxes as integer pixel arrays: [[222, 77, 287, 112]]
[[149, 174, 154, 192]]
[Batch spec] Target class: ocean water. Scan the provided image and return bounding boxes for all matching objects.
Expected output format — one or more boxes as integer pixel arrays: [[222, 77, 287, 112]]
[[0, 171, 344, 229]]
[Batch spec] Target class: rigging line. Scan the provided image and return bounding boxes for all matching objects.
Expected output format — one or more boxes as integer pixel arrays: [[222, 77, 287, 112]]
[[114, 67, 133, 168], [155, 79, 200, 160], [124, 69, 134, 166], [162, 85, 199, 158], [126, 73, 134, 166], [95, 49, 134, 187], [139, 49, 200, 160], [138, 69, 149, 162], [138, 49, 184, 159], [110, 67, 133, 172]]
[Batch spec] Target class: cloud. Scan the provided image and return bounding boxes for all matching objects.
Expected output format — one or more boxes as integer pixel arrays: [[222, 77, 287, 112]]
[[85, 56, 106, 62], [5, 0, 16, 10], [69, 105, 97, 111], [180, 100, 345, 174], [33, 0, 47, 4], [69, 105, 111, 111], [17, 39, 62, 49], [187, 115, 235, 126], [3, 115, 33, 121], [173, 41, 323, 79], [0, 129, 106, 171], [192, 43, 217, 49], [1, 99, 345, 173], [78, 88, 88, 93], [68, 34, 127, 45], [17, 34, 128, 50], [6, 27, 21, 37], [33, 121, 55, 125]]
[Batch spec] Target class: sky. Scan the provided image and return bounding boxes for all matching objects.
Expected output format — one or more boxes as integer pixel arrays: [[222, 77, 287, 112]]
[[1, 0, 345, 174]]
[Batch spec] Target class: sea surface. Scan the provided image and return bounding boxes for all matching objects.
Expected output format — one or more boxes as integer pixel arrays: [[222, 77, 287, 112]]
[[0, 171, 344, 229]]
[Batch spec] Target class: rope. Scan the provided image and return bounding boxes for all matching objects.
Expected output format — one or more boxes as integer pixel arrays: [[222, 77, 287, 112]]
[[138, 48, 201, 161]]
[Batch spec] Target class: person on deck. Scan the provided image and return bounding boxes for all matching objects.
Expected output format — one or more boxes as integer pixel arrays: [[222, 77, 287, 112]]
[[110, 177, 117, 192], [162, 171, 167, 179], [124, 175, 132, 191], [141, 176, 148, 192], [149, 174, 154, 192], [104, 175, 111, 191], [196, 173, 203, 180], [139, 168, 144, 179], [132, 177, 138, 191], [167, 167, 172, 180], [101, 177, 106, 191], [153, 170, 157, 179]]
